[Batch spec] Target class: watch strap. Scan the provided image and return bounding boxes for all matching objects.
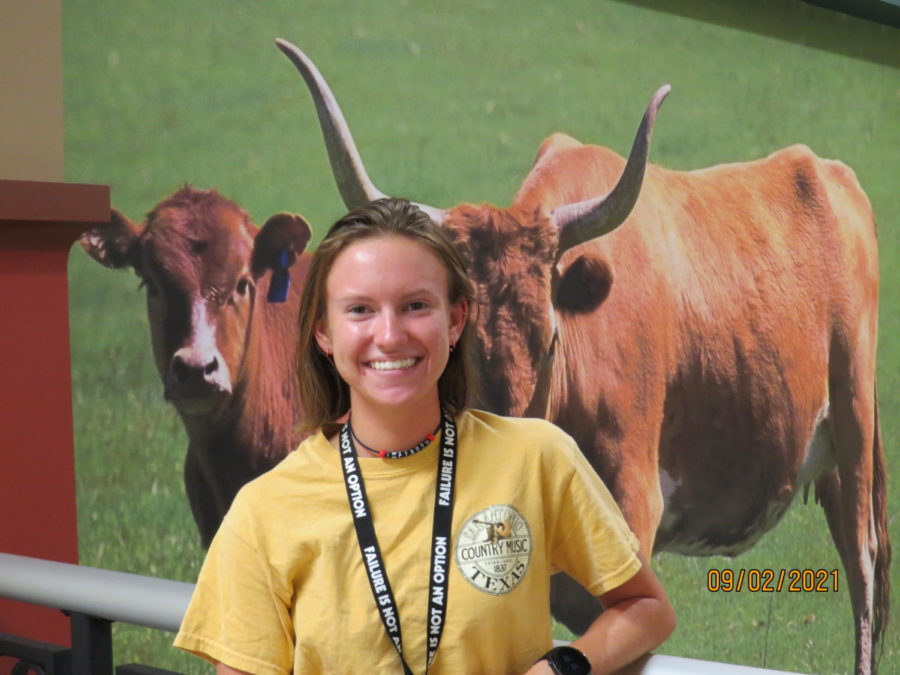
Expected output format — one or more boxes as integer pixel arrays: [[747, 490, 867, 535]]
[[539, 645, 592, 675]]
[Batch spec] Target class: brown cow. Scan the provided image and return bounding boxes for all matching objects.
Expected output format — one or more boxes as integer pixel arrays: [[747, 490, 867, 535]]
[[276, 39, 889, 674], [80, 186, 313, 547]]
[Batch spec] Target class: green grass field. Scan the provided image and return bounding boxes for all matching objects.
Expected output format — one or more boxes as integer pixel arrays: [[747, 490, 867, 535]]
[[63, 1, 898, 673]]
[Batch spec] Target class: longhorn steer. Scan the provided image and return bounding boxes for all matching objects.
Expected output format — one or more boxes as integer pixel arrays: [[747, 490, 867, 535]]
[[81, 186, 313, 547], [276, 39, 889, 674]]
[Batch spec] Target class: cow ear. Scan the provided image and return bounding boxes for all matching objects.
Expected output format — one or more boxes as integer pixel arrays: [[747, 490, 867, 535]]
[[79, 208, 142, 269], [251, 212, 313, 279], [554, 254, 614, 314]]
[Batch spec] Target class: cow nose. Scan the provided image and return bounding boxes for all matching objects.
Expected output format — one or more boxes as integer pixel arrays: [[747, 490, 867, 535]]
[[165, 346, 232, 409], [204, 356, 219, 376], [172, 353, 219, 383]]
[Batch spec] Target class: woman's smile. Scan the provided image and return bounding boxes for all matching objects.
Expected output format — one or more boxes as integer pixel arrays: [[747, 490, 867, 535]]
[[367, 357, 420, 371]]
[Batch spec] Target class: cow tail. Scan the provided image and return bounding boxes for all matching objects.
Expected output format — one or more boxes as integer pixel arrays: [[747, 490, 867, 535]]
[[872, 381, 890, 666]]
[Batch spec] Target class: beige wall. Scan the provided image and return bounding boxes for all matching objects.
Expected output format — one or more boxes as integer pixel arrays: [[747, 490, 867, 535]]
[[0, 0, 63, 182]]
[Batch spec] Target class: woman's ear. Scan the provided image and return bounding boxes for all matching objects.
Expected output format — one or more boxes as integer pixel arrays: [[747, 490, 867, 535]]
[[449, 298, 468, 345], [314, 318, 332, 356]]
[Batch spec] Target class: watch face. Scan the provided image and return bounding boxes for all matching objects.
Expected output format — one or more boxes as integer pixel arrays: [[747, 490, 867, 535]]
[[551, 646, 592, 675]]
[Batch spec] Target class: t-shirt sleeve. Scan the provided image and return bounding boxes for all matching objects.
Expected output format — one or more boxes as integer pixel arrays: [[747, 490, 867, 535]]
[[547, 431, 641, 597], [174, 500, 295, 675]]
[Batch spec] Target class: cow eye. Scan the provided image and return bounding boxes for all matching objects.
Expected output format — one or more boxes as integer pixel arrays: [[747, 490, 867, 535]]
[[139, 277, 160, 298]]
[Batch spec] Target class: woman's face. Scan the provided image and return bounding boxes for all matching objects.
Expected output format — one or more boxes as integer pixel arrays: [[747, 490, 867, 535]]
[[315, 234, 467, 418]]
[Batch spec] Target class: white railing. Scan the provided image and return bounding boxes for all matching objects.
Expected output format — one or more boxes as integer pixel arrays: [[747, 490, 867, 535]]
[[0, 552, 192, 633], [0, 552, 805, 674]]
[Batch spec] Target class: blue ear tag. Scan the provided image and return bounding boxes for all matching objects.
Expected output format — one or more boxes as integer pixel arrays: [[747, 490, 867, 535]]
[[267, 249, 291, 303]]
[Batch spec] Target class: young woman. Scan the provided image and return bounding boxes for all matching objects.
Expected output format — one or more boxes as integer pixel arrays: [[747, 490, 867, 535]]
[[175, 198, 675, 674]]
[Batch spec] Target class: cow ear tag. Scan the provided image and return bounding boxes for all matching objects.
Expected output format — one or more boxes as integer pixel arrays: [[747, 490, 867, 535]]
[[267, 248, 291, 303]]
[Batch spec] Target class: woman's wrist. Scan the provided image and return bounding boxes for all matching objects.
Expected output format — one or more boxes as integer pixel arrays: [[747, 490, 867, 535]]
[[538, 646, 592, 674]]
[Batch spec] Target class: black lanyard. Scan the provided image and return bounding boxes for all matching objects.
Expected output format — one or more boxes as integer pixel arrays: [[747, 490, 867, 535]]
[[339, 410, 458, 675]]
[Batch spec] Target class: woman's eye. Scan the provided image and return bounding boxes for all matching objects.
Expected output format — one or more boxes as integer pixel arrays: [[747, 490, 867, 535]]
[[236, 278, 251, 297], [348, 305, 369, 315], [408, 301, 428, 311]]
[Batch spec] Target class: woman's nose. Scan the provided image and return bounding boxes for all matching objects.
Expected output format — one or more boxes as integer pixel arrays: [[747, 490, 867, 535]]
[[373, 310, 405, 347]]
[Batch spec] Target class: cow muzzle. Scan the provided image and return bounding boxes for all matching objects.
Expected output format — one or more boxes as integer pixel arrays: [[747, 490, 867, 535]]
[[165, 345, 232, 414]]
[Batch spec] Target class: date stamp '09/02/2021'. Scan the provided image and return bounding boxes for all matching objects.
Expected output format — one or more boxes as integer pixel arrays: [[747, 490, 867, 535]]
[[707, 568, 840, 593]]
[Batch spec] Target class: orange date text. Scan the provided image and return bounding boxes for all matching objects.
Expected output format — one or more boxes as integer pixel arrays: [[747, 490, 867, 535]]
[[706, 568, 839, 593]]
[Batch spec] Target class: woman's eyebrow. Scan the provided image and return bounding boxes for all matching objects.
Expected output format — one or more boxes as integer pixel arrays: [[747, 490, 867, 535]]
[[333, 287, 440, 302]]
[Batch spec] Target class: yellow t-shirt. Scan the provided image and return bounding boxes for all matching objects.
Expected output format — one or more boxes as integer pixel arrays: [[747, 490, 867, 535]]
[[174, 410, 640, 674]]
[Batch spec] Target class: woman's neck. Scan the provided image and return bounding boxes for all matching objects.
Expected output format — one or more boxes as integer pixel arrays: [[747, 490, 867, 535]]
[[347, 396, 442, 456]]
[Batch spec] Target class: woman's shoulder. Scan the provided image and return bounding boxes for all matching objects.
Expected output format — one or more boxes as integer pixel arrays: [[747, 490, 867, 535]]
[[233, 431, 332, 502], [460, 409, 578, 453], [221, 431, 337, 539]]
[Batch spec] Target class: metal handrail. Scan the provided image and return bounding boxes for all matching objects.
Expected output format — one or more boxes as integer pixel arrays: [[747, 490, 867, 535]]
[[0, 552, 805, 674], [0, 552, 191, 633]]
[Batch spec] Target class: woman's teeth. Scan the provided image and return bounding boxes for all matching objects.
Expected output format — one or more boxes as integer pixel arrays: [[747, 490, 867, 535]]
[[369, 358, 418, 371]]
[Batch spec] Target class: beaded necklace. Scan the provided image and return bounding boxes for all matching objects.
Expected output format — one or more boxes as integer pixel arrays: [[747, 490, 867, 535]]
[[348, 416, 443, 459]]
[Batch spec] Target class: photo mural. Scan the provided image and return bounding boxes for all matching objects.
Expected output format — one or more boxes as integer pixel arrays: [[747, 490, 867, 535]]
[[64, 1, 898, 673]]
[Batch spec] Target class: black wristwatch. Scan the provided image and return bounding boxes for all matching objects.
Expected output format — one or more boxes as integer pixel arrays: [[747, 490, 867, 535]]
[[539, 646, 592, 674]]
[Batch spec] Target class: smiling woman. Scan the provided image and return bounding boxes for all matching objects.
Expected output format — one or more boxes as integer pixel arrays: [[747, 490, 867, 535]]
[[314, 234, 467, 442], [173, 198, 675, 675], [295, 198, 479, 437]]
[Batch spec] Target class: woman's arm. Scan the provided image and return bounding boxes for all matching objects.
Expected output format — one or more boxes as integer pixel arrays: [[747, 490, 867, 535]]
[[217, 663, 253, 675], [526, 554, 675, 674]]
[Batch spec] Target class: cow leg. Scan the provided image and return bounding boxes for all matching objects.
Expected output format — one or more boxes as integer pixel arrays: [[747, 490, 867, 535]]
[[184, 448, 220, 548], [818, 369, 886, 674], [816, 470, 870, 673]]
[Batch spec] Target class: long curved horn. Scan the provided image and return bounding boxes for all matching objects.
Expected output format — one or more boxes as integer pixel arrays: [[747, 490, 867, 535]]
[[552, 84, 671, 254], [276, 38, 385, 209], [275, 39, 446, 225]]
